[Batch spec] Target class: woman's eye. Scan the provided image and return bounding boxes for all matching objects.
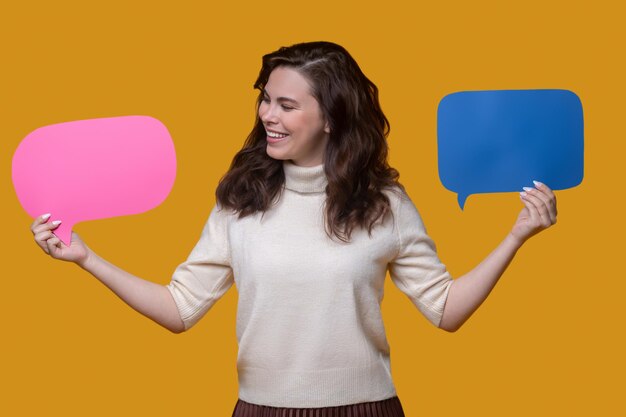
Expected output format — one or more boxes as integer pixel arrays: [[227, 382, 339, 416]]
[[261, 97, 293, 111]]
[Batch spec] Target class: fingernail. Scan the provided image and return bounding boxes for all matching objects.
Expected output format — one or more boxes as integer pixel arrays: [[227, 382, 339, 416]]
[[533, 180, 543, 187], [42, 213, 51, 220], [52, 220, 62, 225], [523, 187, 533, 192], [520, 191, 527, 197]]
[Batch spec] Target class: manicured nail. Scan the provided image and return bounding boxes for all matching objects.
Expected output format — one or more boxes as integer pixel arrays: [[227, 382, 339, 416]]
[[520, 191, 527, 197], [533, 180, 543, 187], [523, 187, 533, 192], [52, 220, 62, 225], [42, 213, 51, 220]]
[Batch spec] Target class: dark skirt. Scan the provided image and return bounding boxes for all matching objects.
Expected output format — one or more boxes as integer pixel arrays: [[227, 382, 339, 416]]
[[232, 396, 405, 417]]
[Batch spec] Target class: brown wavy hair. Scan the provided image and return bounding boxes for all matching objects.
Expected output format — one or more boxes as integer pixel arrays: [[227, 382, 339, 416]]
[[215, 41, 406, 243]]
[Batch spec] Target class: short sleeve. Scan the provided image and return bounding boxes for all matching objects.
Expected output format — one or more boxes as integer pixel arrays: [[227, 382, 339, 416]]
[[387, 192, 454, 328], [166, 203, 234, 331]]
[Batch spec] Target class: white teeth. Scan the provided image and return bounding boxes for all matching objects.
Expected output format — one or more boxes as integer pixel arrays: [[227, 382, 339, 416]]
[[267, 131, 288, 138]]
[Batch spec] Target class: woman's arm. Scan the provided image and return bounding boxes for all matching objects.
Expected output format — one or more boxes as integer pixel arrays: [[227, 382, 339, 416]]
[[31, 215, 185, 334], [438, 181, 558, 332], [78, 250, 185, 334], [438, 232, 522, 332]]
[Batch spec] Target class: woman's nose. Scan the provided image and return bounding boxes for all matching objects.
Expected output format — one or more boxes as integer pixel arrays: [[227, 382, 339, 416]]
[[260, 104, 278, 124]]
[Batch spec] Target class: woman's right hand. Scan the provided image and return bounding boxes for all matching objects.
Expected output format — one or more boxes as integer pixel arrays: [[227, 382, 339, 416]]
[[31, 214, 91, 267]]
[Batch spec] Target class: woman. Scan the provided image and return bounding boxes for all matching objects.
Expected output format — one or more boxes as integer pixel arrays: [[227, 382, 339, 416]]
[[30, 41, 557, 416]]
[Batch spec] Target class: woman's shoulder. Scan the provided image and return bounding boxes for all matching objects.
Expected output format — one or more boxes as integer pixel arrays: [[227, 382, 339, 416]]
[[381, 183, 410, 206], [380, 184, 426, 226], [208, 200, 239, 224]]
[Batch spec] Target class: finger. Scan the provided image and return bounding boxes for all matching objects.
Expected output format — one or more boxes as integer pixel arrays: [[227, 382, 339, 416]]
[[533, 184, 557, 224], [523, 186, 556, 224], [32, 219, 62, 236], [533, 180, 558, 215], [533, 180, 556, 200], [34, 230, 56, 254], [46, 237, 62, 258], [520, 192, 540, 223], [34, 230, 55, 242], [519, 196, 540, 226], [30, 213, 52, 233], [523, 192, 551, 227], [521, 191, 551, 228]]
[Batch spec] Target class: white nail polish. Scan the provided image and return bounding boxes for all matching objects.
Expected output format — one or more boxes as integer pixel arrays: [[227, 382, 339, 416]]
[[533, 180, 543, 187], [520, 191, 527, 197], [52, 220, 62, 225], [523, 187, 533, 192], [42, 213, 51, 220]]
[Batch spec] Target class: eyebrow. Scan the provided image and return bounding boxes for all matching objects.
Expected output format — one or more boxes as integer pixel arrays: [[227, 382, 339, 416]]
[[262, 89, 300, 105]]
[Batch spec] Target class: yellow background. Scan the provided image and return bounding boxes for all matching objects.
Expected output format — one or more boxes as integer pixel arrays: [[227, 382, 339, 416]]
[[1, 1, 624, 416]]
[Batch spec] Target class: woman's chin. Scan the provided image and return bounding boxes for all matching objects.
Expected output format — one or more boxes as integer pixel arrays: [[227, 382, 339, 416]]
[[266, 146, 290, 161]]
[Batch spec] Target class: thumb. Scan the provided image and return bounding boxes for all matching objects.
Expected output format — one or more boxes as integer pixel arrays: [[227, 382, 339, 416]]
[[46, 236, 64, 258]]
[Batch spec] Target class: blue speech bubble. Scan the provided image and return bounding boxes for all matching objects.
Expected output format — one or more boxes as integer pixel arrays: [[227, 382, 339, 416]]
[[437, 89, 584, 209]]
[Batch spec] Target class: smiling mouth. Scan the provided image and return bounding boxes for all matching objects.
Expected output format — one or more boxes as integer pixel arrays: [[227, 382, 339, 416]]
[[265, 128, 290, 144], [266, 130, 289, 138]]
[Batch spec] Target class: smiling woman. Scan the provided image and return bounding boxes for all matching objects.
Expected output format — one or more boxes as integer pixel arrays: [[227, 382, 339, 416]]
[[211, 42, 418, 416]]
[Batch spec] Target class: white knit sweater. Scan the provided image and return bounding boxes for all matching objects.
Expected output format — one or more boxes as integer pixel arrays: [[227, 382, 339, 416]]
[[166, 160, 454, 407]]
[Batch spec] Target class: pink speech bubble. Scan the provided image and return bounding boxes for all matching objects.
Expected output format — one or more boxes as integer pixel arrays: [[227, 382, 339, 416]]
[[12, 115, 176, 245]]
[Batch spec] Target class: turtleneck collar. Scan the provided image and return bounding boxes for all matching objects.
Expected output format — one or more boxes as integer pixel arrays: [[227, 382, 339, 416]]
[[282, 159, 328, 194]]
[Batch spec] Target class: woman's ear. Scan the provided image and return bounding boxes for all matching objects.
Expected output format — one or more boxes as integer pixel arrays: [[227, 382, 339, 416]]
[[324, 121, 331, 134]]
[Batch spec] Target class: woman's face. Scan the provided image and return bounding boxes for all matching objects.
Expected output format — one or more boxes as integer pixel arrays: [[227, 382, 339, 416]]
[[258, 66, 330, 167]]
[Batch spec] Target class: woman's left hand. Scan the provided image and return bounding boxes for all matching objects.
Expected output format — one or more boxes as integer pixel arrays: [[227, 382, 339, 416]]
[[510, 180, 558, 245]]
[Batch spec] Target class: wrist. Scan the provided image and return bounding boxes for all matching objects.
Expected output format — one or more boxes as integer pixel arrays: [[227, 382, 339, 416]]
[[76, 249, 96, 271], [505, 232, 525, 251]]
